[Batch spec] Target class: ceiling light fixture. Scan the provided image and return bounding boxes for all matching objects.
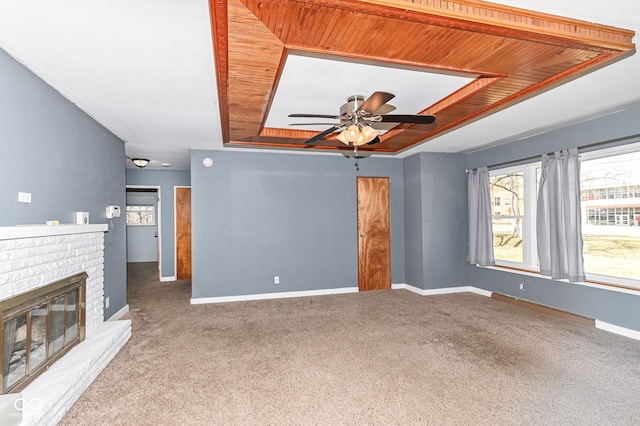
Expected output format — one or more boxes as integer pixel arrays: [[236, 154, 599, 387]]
[[131, 158, 150, 168], [336, 124, 378, 146]]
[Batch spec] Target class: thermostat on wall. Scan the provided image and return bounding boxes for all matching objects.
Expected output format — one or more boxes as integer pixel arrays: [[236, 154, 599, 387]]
[[76, 212, 89, 225], [106, 205, 121, 219]]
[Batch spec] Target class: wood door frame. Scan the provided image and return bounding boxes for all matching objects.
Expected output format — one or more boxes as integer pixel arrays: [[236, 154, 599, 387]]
[[174, 186, 191, 281], [126, 185, 162, 278]]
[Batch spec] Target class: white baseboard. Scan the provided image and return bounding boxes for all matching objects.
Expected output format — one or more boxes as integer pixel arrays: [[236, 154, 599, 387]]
[[190, 286, 359, 304], [160, 275, 176, 282], [595, 320, 640, 341], [467, 287, 493, 297], [392, 283, 492, 298], [107, 304, 129, 321], [196, 284, 488, 305]]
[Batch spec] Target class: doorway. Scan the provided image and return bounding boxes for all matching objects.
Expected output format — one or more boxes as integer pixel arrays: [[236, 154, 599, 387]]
[[356, 177, 391, 291], [125, 186, 162, 279]]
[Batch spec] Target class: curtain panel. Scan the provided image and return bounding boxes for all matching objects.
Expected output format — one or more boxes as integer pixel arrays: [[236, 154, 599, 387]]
[[468, 167, 495, 266], [537, 148, 586, 282]]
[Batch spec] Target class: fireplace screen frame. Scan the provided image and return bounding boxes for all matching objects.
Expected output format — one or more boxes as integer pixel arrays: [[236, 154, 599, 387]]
[[0, 272, 87, 394]]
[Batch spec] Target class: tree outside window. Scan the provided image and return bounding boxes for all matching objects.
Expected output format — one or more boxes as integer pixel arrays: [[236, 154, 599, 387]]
[[126, 205, 155, 226], [490, 172, 525, 263]]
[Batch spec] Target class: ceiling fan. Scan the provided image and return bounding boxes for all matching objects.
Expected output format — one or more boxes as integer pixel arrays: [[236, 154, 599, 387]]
[[288, 91, 436, 147]]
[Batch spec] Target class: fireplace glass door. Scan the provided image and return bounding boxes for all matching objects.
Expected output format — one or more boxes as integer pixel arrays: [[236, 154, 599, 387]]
[[1, 273, 86, 394]]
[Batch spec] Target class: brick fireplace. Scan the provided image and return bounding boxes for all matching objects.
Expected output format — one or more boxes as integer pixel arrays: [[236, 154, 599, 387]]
[[0, 224, 131, 425]]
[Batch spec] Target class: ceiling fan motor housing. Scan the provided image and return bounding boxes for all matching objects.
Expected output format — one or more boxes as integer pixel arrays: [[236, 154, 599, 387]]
[[340, 95, 366, 118]]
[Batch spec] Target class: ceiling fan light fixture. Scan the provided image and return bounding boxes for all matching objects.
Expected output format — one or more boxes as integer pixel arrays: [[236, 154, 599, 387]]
[[337, 125, 359, 145], [336, 131, 349, 145], [360, 125, 378, 142], [353, 132, 369, 146], [337, 124, 379, 146], [346, 125, 360, 140], [132, 158, 150, 168]]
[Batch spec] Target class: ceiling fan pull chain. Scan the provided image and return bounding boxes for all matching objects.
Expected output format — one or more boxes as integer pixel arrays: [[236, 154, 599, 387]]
[[354, 145, 360, 171]]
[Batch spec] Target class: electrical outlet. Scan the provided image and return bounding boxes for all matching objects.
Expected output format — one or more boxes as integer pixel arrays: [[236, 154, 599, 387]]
[[274, 276, 280, 285], [105, 297, 110, 309], [519, 282, 525, 291]]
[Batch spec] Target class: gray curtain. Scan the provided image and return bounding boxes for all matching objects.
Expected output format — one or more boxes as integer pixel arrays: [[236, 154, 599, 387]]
[[468, 167, 495, 266], [537, 148, 586, 282]]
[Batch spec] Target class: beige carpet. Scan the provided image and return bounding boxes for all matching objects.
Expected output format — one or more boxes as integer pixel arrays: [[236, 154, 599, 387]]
[[61, 262, 640, 425]]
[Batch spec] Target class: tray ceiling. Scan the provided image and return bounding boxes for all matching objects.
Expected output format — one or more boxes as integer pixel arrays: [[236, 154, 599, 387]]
[[210, 0, 635, 154]]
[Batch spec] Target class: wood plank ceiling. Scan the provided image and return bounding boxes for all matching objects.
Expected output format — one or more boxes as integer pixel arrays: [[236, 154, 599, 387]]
[[209, 0, 635, 154]]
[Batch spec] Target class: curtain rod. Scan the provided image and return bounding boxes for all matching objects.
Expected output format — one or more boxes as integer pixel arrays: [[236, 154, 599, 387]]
[[466, 133, 640, 173]]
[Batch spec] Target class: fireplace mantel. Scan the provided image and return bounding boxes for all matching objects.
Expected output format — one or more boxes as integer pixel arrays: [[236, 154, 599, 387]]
[[0, 224, 108, 240]]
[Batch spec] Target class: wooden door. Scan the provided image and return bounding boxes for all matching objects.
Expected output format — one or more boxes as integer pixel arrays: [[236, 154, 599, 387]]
[[357, 177, 391, 291], [175, 187, 192, 280]]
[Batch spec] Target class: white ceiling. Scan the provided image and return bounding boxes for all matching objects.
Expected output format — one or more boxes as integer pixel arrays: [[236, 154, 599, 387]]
[[0, 0, 638, 170]]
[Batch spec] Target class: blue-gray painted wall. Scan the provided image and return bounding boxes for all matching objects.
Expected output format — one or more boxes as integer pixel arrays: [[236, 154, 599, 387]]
[[0, 48, 127, 319], [126, 169, 191, 278], [190, 150, 404, 298], [403, 154, 424, 287], [404, 153, 468, 289], [467, 104, 640, 331], [419, 153, 468, 289]]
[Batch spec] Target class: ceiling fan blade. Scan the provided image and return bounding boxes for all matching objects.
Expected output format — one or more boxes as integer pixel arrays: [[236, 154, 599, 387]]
[[289, 113, 342, 119], [359, 92, 395, 113], [303, 126, 342, 144], [379, 114, 436, 124], [366, 136, 381, 145], [371, 103, 396, 115], [289, 122, 340, 126]]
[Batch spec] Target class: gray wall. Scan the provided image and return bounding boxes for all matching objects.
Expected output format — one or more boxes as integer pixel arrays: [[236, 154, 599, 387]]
[[403, 154, 424, 287], [404, 153, 468, 289], [126, 169, 191, 278], [0, 48, 127, 319], [467, 102, 640, 170], [190, 150, 404, 299], [467, 104, 640, 331]]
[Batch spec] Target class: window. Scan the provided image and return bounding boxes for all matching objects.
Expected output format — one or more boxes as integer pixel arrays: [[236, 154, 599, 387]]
[[580, 149, 640, 282], [486, 144, 640, 287], [489, 165, 537, 267], [126, 205, 156, 226]]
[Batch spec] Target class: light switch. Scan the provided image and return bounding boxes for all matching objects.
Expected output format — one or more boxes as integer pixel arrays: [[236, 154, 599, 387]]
[[18, 192, 32, 203]]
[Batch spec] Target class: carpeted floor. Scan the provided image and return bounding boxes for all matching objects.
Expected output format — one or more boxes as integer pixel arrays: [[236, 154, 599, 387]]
[[60, 262, 640, 425]]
